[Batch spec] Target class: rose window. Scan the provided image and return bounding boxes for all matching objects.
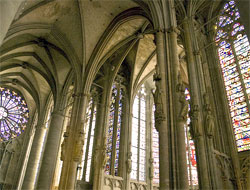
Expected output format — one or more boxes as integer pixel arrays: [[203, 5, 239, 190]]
[[0, 87, 29, 142]]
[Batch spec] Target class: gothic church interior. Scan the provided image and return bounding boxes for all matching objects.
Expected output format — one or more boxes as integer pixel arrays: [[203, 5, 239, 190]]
[[0, 0, 250, 189]]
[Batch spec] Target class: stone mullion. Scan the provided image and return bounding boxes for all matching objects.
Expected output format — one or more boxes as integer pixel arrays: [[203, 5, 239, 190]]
[[89, 95, 99, 183], [137, 95, 141, 181], [182, 18, 210, 189], [117, 92, 127, 178], [184, 124, 192, 188], [147, 92, 153, 190], [82, 98, 95, 180], [110, 84, 121, 176]]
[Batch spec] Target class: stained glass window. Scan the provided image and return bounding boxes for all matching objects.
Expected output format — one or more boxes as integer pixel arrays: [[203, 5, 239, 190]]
[[131, 85, 147, 181], [105, 83, 124, 176], [152, 105, 159, 184], [77, 97, 96, 181], [0, 86, 29, 142], [215, 0, 250, 152], [184, 89, 199, 188]]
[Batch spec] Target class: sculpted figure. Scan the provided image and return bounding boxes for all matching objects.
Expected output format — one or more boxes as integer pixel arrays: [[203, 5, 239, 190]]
[[152, 73, 166, 131], [190, 104, 201, 138], [127, 152, 132, 173], [61, 132, 69, 161], [179, 93, 189, 121], [102, 137, 108, 168], [204, 94, 214, 138], [73, 131, 85, 162]]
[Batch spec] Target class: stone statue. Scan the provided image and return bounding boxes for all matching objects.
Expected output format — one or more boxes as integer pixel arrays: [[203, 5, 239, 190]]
[[61, 131, 69, 161], [127, 152, 132, 174], [190, 104, 202, 138], [102, 137, 108, 169], [73, 131, 85, 162], [204, 94, 214, 138], [179, 93, 189, 121], [152, 73, 166, 131]]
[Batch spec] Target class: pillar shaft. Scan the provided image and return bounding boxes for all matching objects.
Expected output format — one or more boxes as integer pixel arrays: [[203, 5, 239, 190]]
[[182, 18, 210, 189], [36, 112, 64, 190], [59, 94, 89, 190], [155, 31, 170, 190], [21, 125, 47, 190], [168, 28, 189, 189]]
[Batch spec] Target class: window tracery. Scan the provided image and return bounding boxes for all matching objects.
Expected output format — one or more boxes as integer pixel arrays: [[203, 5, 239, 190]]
[[215, 0, 250, 152], [0, 87, 29, 142]]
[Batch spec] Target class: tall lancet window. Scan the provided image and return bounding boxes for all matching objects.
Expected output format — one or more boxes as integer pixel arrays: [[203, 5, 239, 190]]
[[77, 97, 96, 181], [215, 0, 250, 151], [184, 89, 198, 188], [131, 85, 147, 181], [105, 83, 124, 176]]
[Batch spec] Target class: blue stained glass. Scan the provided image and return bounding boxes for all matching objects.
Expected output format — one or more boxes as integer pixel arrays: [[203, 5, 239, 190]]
[[105, 84, 124, 176], [0, 87, 29, 142], [215, 0, 250, 151]]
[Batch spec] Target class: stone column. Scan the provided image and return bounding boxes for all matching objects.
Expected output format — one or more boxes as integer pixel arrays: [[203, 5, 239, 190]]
[[182, 18, 210, 189], [92, 79, 110, 190], [168, 26, 189, 189], [36, 111, 64, 190], [59, 93, 89, 190], [21, 124, 47, 190], [154, 31, 170, 190]]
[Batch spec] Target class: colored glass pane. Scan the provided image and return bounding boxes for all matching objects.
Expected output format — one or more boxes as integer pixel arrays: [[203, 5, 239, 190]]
[[105, 83, 124, 176], [216, 0, 250, 152], [0, 87, 29, 142]]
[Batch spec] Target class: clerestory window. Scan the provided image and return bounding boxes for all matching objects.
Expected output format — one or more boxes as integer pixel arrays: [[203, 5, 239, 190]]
[[215, 0, 250, 152]]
